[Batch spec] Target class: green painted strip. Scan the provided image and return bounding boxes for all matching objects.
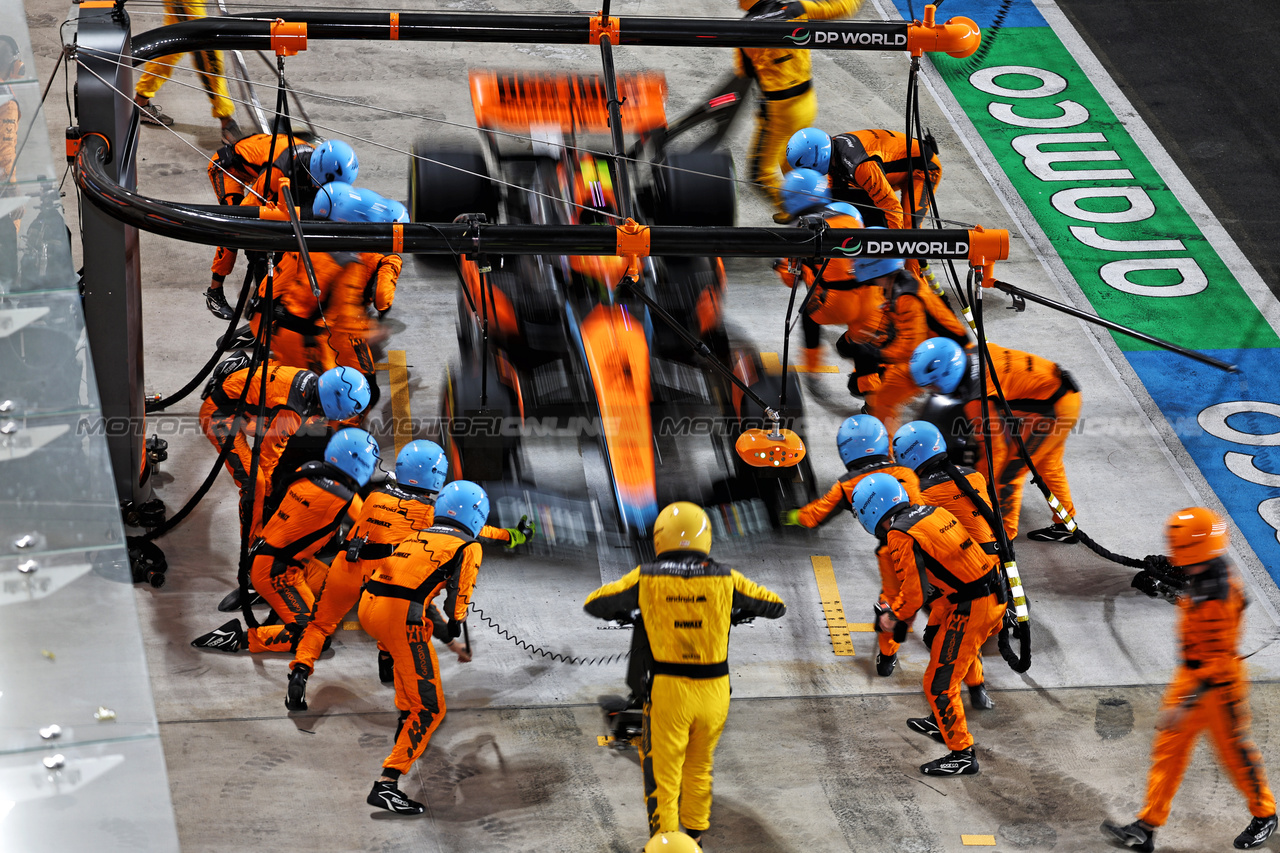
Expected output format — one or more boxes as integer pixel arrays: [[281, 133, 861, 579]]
[[931, 29, 1279, 352]]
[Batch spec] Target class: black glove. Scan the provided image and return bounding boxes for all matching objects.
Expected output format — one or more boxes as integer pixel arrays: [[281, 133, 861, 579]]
[[446, 619, 463, 640], [835, 335, 881, 364], [892, 619, 909, 643], [745, 0, 805, 20]]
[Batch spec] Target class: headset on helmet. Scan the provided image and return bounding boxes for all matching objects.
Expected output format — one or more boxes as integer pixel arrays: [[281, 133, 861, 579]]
[[779, 168, 831, 217], [395, 440, 448, 493], [1165, 507, 1229, 567], [0, 34, 24, 81], [910, 338, 967, 395], [853, 227, 906, 282], [435, 481, 490, 537], [851, 472, 910, 536], [836, 414, 889, 467], [786, 127, 832, 174], [308, 139, 359, 187], [653, 501, 712, 556], [644, 831, 703, 853], [893, 421, 948, 472], [317, 366, 372, 421], [824, 201, 864, 226], [325, 428, 380, 487]]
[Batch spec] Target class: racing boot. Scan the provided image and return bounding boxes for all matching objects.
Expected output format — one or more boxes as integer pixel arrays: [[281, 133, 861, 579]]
[[367, 780, 425, 815], [191, 619, 245, 653], [378, 650, 395, 684], [968, 682, 995, 710], [217, 585, 264, 613], [1235, 814, 1277, 850], [1101, 820, 1154, 852], [285, 665, 310, 712], [907, 714, 945, 744], [875, 651, 897, 677], [1026, 522, 1077, 544], [205, 286, 234, 320], [920, 746, 978, 777]]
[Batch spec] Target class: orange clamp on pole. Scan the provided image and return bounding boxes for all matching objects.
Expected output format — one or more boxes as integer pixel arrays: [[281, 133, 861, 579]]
[[271, 19, 307, 56], [589, 12, 620, 45], [615, 218, 650, 257], [967, 224, 1009, 287], [389, 12, 400, 40], [392, 223, 404, 254], [906, 6, 980, 59]]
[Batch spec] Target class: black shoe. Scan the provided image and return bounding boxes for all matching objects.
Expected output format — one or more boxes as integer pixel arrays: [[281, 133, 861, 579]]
[[920, 746, 978, 777], [217, 586, 264, 612], [907, 714, 945, 744], [191, 619, 245, 653], [875, 651, 897, 677], [1026, 522, 1077, 543], [367, 781, 424, 815], [205, 286, 234, 320], [285, 666, 309, 711], [1101, 820, 1154, 852], [217, 323, 255, 351], [1235, 814, 1278, 849], [846, 372, 864, 399], [968, 682, 995, 710], [378, 650, 395, 684]]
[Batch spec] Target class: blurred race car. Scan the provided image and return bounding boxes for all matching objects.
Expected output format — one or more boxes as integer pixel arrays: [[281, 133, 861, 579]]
[[409, 69, 817, 540]]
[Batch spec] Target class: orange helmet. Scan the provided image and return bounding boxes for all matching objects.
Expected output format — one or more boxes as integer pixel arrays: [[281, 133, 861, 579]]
[[1165, 507, 1228, 567], [572, 156, 618, 225]]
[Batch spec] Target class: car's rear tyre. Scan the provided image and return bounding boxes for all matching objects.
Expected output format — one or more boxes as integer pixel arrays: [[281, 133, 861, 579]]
[[409, 144, 499, 224], [652, 151, 736, 227]]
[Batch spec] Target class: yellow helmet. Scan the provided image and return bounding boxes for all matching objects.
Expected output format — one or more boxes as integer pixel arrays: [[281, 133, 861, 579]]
[[653, 502, 712, 556], [1165, 507, 1229, 567], [644, 832, 703, 853]]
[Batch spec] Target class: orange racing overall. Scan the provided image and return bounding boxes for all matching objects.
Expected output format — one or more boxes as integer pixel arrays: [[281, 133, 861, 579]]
[[828, 129, 942, 229], [359, 523, 481, 775], [1137, 559, 1274, 827], [881, 503, 1005, 751]]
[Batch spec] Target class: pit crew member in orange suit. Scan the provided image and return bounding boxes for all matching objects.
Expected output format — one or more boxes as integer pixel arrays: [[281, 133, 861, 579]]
[[787, 127, 942, 230], [253, 183, 401, 409], [893, 420, 1001, 717], [911, 337, 1080, 543], [286, 440, 533, 709], [857, 473, 1005, 777], [359, 480, 489, 815], [207, 139, 358, 318], [837, 233, 969, 430], [780, 415, 920, 676], [734, 0, 860, 212], [199, 354, 370, 543], [773, 172, 879, 379], [584, 502, 785, 845], [190, 428, 379, 655], [1103, 509, 1277, 853]]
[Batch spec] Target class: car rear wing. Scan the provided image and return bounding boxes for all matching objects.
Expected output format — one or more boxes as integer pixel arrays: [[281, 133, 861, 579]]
[[471, 70, 668, 135]]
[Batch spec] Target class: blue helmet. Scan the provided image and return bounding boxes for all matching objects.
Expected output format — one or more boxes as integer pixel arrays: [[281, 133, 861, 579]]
[[308, 139, 359, 187], [317, 366, 372, 420], [325, 428, 380, 487], [382, 198, 409, 224], [312, 181, 359, 220], [355, 187, 410, 224], [786, 127, 832, 174], [853, 226, 906, 282], [779, 168, 831, 216], [893, 421, 948, 472], [824, 201, 864, 225], [836, 414, 889, 467], [396, 440, 448, 492], [434, 480, 490, 537], [910, 338, 968, 395], [851, 472, 910, 536]]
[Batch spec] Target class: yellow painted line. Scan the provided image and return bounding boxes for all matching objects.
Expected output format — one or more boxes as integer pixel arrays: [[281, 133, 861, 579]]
[[961, 835, 996, 846], [374, 350, 413, 457], [760, 352, 841, 374], [341, 621, 361, 631], [847, 623, 875, 632], [810, 556, 855, 656]]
